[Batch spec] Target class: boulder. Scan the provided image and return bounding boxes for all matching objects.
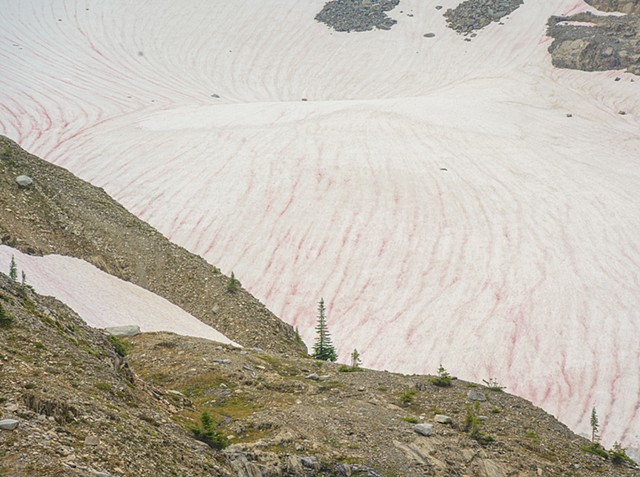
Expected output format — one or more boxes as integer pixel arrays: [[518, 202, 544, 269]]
[[468, 390, 487, 402], [414, 423, 434, 436], [0, 419, 19, 430], [84, 435, 100, 446], [105, 325, 141, 337], [15, 175, 33, 187], [434, 414, 452, 424]]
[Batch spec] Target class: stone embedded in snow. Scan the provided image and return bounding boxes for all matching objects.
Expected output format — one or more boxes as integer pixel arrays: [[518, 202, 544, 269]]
[[0, 419, 19, 430], [15, 175, 33, 187], [105, 325, 141, 337], [414, 423, 434, 436], [468, 390, 487, 402], [434, 414, 452, 424], [424, 33, 436, 38]]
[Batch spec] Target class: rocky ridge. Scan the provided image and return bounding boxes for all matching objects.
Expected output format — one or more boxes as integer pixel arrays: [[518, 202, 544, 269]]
[[0, 136, 306, 356], [547, 1, 640, 75]]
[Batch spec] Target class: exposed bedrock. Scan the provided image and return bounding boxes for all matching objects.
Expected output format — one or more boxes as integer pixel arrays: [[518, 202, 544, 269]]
[[584, 0, 640, 15], [444, 0, 524, 34], [547, 10, 640, 75], [315, 0, 400, 32]]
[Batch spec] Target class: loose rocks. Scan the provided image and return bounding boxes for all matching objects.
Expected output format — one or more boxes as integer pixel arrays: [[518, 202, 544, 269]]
[[315, 0, 400, 32]]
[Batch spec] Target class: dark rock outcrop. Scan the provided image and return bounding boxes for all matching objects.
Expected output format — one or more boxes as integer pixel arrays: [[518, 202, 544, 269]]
[[547, 5, 640, 75], [315, 0, 399, 32]]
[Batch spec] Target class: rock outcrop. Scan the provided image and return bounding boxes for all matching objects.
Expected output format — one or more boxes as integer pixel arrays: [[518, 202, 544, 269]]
[[315, 0, 399, 32], [547, 4, 640, 75]]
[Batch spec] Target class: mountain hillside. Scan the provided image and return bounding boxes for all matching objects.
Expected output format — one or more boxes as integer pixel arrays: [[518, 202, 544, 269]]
[[0, 136, 304, 356], [1, 0, 639, 453], [1, 272, 638, 476]]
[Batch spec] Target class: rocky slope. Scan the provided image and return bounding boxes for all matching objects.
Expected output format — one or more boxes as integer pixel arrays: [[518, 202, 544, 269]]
[[0, 136, 305, 356], [1, 273, 638, 476], [0, 273, 234, 476], [547, 1, 640, 75]]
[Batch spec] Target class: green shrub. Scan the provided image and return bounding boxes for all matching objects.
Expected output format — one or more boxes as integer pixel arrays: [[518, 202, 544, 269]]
[[464, 402, 494, 444], [109, 335, 129, 357], [0, 304, 13, 328], [191, 411, 229, 450], [429, 365, 452, 387], [400, 388, 417, 405], [482, 378, 505, 392], [95, 382, 112, 392], [609, 442, 635, 466], [338, 364, 363, 373], [580, 442, 609, 459], [402, 416, 419, 423]]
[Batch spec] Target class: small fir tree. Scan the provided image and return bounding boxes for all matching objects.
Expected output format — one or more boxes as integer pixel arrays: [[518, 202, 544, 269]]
[[21, 271, 27, 287], [591, 407, 599, 443], [191, 411, 228, 450], [226, 272, 241, 293], [311, 298, 337, 361], [350, 349, 362, 369], [9, 255, 17, 281]]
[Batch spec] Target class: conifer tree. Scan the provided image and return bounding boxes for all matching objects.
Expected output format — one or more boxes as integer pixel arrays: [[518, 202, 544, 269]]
[[591, 407, 599, 443], [350, 349, 362, 369], [311, 298, 337, 361], [9, 255, 17, 281], [226, 272, 241, 293]]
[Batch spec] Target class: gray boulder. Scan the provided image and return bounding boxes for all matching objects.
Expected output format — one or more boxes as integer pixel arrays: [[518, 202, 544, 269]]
[[15, 175, 33, 187], [434, 414, 452, 424], [105, 325, 141, 337], [468, 390, 487, 402], [414, 423, 434, 436], [0, 419, 19, 430]]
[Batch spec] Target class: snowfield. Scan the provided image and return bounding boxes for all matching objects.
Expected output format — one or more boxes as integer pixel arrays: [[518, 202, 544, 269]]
[[0, 246, 237, 346], [1, 0, 639, 450]]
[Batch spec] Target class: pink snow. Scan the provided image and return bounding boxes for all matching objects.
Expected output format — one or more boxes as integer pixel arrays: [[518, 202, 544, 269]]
[[0, 0, 639, 451], [0, 246, 237, 346]]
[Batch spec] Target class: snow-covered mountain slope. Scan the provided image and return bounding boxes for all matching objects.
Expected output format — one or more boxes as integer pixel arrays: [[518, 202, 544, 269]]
[[0, 246, 237, 345], [1, 0, 639, 450]]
